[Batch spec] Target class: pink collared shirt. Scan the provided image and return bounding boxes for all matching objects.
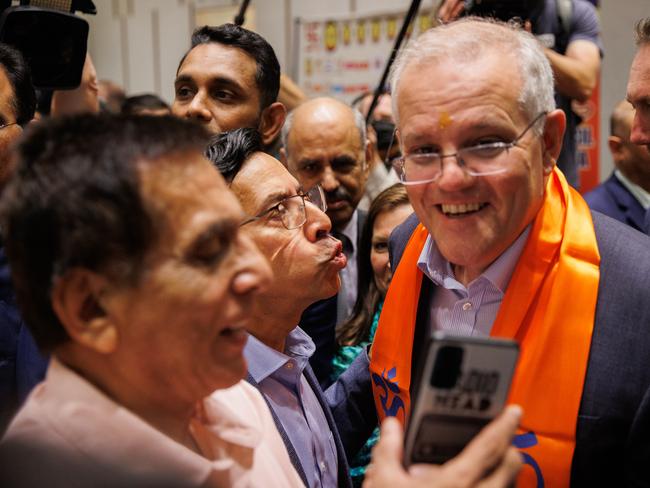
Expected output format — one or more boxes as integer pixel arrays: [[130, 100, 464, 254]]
[[1, 359, 304, 487]]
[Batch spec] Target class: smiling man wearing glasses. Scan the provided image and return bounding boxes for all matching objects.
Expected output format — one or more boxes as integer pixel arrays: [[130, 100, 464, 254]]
[[371, 17, 650, 486]]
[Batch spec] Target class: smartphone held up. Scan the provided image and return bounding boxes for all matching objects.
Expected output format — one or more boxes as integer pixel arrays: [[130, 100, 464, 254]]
[[403, 332, 519, 466]]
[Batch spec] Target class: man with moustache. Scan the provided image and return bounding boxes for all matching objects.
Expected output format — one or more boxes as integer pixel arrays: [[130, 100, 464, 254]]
[[207, 127, 523, 488], [172, 23, 286, 148], [280, 97, 371, 386], [374, 17, 650, 486], [584, 100, 650, 232]]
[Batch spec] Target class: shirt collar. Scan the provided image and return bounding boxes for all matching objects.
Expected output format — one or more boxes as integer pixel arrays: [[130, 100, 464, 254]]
[[615, 170, 650, 209], [417, 225, 531, 293], [244, 327, 315, 384]]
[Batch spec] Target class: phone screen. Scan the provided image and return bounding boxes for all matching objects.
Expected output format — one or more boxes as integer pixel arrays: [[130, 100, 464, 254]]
[[404, 333, 519, 466]]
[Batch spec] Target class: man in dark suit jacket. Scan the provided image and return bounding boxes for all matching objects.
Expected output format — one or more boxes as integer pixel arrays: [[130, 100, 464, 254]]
[[374, 17, 650, 486], [280, 98, 372, 387], [584, 100, 650, 231]]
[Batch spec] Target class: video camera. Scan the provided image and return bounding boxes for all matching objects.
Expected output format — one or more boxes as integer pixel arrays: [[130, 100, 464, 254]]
[[463, 0, 545, 23], [0, 0, 97, 89]]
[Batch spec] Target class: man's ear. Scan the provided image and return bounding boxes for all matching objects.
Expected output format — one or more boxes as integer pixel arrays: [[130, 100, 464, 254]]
[[542, 109, 566, 175], [258, 102, 287, 147], [51, 269, 118, 355], [363, 137, 373, 174], [608, 135, 624, 161]]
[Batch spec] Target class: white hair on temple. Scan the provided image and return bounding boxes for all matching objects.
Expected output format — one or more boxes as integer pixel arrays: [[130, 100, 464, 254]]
[[389, 17, 555, 134]]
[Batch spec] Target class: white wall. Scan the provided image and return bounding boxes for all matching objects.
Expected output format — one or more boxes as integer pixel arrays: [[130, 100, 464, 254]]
[[87, 0, 650, 182]]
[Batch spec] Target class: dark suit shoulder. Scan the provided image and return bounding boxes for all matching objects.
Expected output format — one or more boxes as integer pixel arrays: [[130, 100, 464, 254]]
[[583, 176, 618, 214], [572, 211, 650, 486], [592, 210, 650, 280]]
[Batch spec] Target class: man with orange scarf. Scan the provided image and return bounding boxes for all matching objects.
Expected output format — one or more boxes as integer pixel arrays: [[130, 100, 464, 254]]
[[371, 17, 650, 487]]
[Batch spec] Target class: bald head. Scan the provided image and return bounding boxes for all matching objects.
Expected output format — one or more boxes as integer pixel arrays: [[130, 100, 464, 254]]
[[280, 97, 370, 231], [281, 97, 366, 155], [611, 100, 635, 139], [608, 99, 650, 191]]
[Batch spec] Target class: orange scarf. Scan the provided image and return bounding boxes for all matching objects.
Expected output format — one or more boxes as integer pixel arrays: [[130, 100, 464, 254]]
[[370, 168, 600, 487]]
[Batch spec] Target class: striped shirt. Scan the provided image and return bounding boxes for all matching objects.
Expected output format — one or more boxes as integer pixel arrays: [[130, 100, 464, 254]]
[[417, 227, 530, 337]]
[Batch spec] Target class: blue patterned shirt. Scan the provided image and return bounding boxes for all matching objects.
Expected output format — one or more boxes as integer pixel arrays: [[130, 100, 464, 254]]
[[245, 327, 338, 488], [417, 227, 531, 336]]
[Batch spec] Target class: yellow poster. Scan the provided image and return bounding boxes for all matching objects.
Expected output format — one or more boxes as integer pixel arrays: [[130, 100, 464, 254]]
[[325, 21, 337, 51]]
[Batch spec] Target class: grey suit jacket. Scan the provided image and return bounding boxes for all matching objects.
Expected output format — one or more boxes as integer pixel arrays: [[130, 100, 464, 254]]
[[246, 348, 375, 488], [389, 211, 650, 487]]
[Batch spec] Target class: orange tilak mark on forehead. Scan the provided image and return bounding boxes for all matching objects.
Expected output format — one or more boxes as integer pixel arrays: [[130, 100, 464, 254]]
[[438, 111, 453, 130]]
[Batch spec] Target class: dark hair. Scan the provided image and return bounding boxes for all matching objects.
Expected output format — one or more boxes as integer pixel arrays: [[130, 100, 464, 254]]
[[179, 24, 280, 110], [205, 127, 263, 183], [121, 93, 170, 115], [0, 114, 210, 351], [336, 183, 411, 346], [0, 43, 36, 126], [635, 17, 650, 46]]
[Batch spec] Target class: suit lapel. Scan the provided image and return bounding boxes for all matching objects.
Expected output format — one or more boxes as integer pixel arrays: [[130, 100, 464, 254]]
[[303, 366, 353, 488], [245, 373, 310, 487]]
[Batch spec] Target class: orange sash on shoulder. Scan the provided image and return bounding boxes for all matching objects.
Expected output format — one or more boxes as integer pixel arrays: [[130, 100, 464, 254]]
[[370, 167, 600, 487]]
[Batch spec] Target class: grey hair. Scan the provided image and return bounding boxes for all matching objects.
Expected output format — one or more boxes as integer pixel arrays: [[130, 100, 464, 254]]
[[635, 17, 650, 47], [389, 17, 555, 135], [281, 104, 367, 157]]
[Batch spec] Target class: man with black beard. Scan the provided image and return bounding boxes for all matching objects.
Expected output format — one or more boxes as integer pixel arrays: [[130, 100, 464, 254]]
[[280, 97, 370, 386]]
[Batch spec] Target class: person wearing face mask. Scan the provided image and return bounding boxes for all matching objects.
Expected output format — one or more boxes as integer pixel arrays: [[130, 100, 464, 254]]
[[352, 92, 400, 212], [332, 183, 412, 485]]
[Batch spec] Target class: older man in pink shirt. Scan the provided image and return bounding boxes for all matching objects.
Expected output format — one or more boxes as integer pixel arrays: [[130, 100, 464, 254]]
[[0, 114, 303, 487]]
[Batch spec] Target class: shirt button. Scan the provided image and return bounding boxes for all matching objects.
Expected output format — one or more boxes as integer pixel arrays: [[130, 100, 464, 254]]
[[319, 461, 326, 472], [285, 361, 294, 370], [462, 302, 472, 311]]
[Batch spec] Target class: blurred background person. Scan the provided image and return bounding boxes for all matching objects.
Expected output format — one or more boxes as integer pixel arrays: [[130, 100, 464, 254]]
[[584, 100, 650, 232], [50, 54, 100, 116], [98, 79, 126, 114], [281, 97, 371, 387], [121, 93, 171, 116], [332, 183, 412, 486], [351, 92, 399, 211]]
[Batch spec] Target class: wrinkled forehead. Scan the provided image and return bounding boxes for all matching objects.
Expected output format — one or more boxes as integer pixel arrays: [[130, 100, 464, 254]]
[[392, 41, 522, 118], [232, 151, 300, 211], [628, 45, 650, 100], [394, 53, 524, 130]]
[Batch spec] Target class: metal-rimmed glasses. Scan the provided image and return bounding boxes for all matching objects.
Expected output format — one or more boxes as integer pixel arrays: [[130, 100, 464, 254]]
[[240, 185, 327, 230], [393, 112, 547, 185]]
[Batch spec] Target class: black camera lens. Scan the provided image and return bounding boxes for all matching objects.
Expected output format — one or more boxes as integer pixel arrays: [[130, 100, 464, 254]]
[[430, 345, 463, 389]]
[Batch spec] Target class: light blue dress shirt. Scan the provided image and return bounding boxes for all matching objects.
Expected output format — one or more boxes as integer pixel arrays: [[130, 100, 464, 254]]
[[244, 327, 338, 488], [417, 227, 531, 336]]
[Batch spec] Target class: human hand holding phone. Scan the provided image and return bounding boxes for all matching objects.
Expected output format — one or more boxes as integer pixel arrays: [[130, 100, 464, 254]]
[[363, 405, 523, 488]]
